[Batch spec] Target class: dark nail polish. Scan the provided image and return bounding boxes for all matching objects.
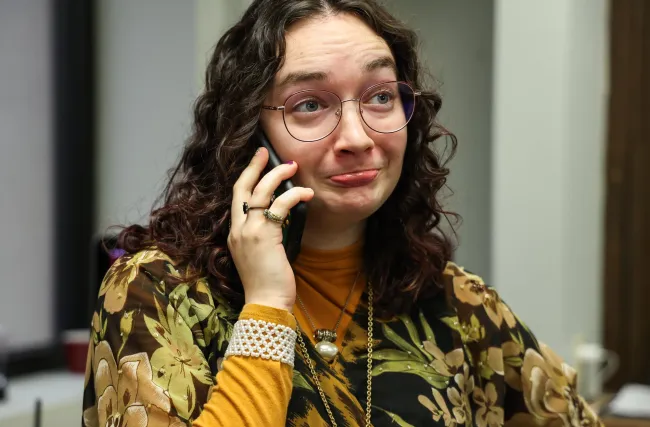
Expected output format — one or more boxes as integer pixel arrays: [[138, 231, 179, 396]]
[[285, 160, 294, 165]]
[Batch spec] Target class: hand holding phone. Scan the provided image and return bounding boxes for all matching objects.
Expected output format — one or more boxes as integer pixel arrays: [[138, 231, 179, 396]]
[[256, 129, 308, 263], [227, 129, 313, 311]]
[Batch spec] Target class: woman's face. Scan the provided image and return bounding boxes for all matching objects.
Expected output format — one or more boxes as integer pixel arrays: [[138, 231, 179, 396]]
[[260, 13, 408, 224]]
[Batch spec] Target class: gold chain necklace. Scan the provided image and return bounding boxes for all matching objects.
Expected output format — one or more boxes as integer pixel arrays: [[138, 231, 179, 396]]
[[295, 282, 374, 427], [295, 271, 361, 361]]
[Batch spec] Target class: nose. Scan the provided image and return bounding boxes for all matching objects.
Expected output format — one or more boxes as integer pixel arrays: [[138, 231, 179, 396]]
[[331, 99, 375, 154]]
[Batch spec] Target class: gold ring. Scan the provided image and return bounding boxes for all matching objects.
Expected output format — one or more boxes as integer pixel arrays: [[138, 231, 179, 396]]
[[263, 209, 285, 225]]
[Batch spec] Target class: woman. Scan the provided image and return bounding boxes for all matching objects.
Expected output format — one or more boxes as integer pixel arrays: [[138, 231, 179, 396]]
[[83, 0, 602, 426]]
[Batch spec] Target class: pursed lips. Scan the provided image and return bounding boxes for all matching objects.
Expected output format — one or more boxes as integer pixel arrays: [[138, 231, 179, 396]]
[[328, 169, 380, 187]]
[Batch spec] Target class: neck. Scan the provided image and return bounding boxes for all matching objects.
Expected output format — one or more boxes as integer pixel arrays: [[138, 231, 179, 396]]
[[301, 215, 366, 250]]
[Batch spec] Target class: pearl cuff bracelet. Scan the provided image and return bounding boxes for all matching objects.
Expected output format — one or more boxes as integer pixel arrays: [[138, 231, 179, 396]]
[[224, 318, 297, 367]]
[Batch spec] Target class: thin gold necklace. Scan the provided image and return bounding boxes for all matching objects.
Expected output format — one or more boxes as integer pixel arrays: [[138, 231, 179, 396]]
[[295, 271, 361, 361], [295, 281, 374, 427]]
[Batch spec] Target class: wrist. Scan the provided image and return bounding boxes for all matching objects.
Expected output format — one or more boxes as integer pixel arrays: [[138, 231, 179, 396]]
[[244, 296, 295, 313], [240, 301, 297, 330]]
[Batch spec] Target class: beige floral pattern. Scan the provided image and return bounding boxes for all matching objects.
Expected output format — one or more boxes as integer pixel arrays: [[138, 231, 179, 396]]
[[84, 340, 93, 389], [445, 264, 516, 329], [455, 366, 475, 413], [83, 251, 602, 427], [84, 251, 218, 425], [144, 289, 213, 420], [448, 265, 488, 306], [521, 343, 600, 425], [447, 382, 470, 425], [83, 341, 183, 427], [424, 341, 464, 377], [503, 333, 525, 391], [473, 382, 504, 427], [418, 365, 475, 426], [419, 387, 462, 426], [98, 249, 172, 313], [478, 347, 505, 380]]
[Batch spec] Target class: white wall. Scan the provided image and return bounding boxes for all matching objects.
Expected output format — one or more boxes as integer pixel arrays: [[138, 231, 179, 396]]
[[96, 0, 197, 231], [96, 1, 252, 232], [386, 0, 495, 282], [492, 0, 608, 362], [195, 0, 251, 90], [390, 0, 608, 363], [0, 0, 54, 351]]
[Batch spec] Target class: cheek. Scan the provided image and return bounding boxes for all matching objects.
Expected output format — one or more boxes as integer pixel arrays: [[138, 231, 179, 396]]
[[295, 152, 323, 185], [382, 132, 408, 169], [260, 111, 329, 188], [259, 113, 297, 161], [283, 144, 326, 186]]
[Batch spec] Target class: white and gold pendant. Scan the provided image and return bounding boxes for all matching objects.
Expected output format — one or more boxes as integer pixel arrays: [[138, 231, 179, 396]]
[[314, 329, 338, 361]]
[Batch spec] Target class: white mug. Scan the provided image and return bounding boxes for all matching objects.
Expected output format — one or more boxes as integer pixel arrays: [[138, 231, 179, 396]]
[[575, 343, 619, 401]]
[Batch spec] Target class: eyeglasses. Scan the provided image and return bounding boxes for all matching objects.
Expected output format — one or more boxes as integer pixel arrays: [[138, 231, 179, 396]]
[[262, 80, 421, 142]]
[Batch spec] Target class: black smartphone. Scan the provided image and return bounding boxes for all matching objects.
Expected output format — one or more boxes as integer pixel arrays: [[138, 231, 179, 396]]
[[253, 128, 308, 263]]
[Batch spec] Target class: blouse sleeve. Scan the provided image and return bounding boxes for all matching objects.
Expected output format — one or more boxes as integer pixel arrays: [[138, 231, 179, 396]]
[[192, 304, 295, 427], [82, 250, 217, 426], [498, 303, 603, 426], [445, 263, 603, 427], [82, 250, 296, 427]]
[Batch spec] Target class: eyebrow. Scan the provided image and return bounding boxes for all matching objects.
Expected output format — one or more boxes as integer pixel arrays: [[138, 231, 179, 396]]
[[277, 70, 329, 89], [363, 55, 398, 75], [276, 55, 398, 89]]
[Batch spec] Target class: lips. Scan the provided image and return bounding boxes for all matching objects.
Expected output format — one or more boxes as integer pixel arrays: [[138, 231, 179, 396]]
[[329, 169, 379, 187]]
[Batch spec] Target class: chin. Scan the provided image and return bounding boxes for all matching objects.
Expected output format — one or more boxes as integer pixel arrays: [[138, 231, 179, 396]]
[[319, 194, 385, 221], [333, 205, 378, 221]]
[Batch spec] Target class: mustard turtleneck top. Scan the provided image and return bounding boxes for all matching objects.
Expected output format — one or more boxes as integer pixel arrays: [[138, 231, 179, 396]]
[[194, 242, 364, 426], [292, 240, 366, 349]]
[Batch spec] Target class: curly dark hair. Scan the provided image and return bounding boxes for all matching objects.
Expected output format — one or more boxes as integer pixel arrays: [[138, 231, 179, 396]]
[[117, 0, 457, 318]]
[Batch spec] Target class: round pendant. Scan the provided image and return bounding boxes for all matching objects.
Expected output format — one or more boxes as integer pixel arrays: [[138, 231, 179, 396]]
[[315, 340, 338, 361]]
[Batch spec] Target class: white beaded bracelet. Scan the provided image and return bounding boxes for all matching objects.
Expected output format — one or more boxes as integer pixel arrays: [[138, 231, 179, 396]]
[[224, 318, 297, 367]]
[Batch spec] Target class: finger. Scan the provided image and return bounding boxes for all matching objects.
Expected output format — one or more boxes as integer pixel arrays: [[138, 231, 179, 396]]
[[247, 161, 298, 208], [256, 186, 314, 221], [231, 148, 268, 230]]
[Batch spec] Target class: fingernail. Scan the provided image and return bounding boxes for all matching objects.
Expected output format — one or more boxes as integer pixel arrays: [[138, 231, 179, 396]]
[[255, 148, 262, 155], [285, 160, 294, 165]]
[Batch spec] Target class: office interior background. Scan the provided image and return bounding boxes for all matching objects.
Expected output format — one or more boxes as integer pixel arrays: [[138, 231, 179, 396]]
[[0, 0, 648, 425]]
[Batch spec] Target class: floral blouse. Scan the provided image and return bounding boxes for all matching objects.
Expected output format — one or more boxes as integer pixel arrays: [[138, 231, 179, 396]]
[[82, 249, 602, 426]]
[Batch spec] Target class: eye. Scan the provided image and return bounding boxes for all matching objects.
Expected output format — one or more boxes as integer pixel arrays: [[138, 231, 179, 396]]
[[364, 89, 396, 106], [294, 99, 323, 113], [372, 92, 392, 104]]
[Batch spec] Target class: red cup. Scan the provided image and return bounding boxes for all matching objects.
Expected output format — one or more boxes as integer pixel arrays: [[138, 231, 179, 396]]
[[63, 329, 90, 373]]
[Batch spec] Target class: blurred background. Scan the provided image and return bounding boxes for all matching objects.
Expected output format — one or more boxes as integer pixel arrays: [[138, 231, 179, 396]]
[[0, 0, 648, 425]]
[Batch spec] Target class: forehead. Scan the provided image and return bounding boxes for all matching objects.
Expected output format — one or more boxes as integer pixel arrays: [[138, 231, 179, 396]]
[[274, 14, 395, 86]]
